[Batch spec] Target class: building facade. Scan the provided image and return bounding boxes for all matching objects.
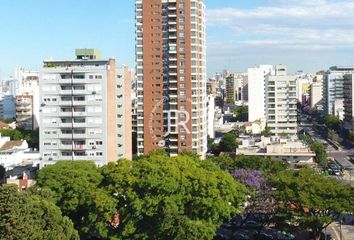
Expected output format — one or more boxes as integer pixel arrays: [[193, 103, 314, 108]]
[[324, 66, 354, 118], [248, 65, 274, 122], [14, 68, 40, 130], [39, 50, 123, 167], [265, 65, 297, 136], [136, 0, 207, 158], [116, 66, 133, 160], [310, 82, 323, 110], [343, 74, 354, 130]]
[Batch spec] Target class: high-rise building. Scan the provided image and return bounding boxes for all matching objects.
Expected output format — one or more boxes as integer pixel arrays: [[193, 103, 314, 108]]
[[324, 66, 354, 119], [265, 65, 297, 136], [135, 0, 207, 158], [248, 65, 274, 122], [39, 49, 129, 167], [343, 74, 354, 130], [225, 74, 236, 103]]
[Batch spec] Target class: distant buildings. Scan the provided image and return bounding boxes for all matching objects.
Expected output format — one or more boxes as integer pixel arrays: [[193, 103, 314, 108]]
[[324, 66, 354, 119], [135, 0, 207, 158], [15, 68, 40, 130], [296, 74, 311, 105], [265, 65, 297, 136], [248, 65, 274, 122], [39, 49, 131, 167], [224, 73, 248, 105]]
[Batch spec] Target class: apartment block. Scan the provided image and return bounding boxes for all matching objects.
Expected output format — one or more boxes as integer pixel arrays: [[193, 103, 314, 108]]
[[343, 74, 354, 130], [39, 49, 121, 167], [136, 0, 207, 158], [15, 68, 40, 130], [265, 65, 297, 136], [248, 65, 274, 122], [310, 82, 323, 110], [324, 66, 354, 119]]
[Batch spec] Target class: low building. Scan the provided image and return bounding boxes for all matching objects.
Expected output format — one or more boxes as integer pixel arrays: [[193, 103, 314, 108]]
[[237, 136, 316, 164], [243, 119, 266, 135], [4, 164, 38, 191], [0, 136, 40, 169]]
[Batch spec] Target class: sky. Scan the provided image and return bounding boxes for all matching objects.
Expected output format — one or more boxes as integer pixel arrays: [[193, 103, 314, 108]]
[[1, 0, 354, 78]]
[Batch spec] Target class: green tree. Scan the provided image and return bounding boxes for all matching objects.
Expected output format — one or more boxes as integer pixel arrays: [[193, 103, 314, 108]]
[[101, 153, 247, 240], [261, 124, 272, 137], [0, 165, 5, 180], [207, 136, 216, 153], [310, 142, 328, 167], [36, 161, 116, 238], [208, 154, 237, 171], [349, 130, 354, 141], [235, 155, 288, 175], [299, 132, 314, 145], [272, 169, 354, 240], [0, 185, 79, 240], [219, 131, 238, 152], [324, 114, 341, 130], [232, 106, 248, 122]]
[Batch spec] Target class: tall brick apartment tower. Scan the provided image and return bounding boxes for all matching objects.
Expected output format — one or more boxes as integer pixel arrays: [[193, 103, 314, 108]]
[[136, 0, 207, 158]]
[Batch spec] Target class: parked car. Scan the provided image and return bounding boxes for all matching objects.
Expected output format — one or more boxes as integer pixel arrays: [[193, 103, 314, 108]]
[[215, 228, 232, 240], [276, 231, 295, 240], [243, 220, 262, 229], [233, 231, 251, 240], [257, 232, 274, 240]]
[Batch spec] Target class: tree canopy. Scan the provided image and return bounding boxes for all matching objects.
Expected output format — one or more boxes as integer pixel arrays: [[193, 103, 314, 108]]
[[272, 169, 354, 240], [324, 114, 341, 130], [36, 161, 116, 239], [231, 106, 248, 122], [0, 165, 5, 180], [309, 142, 328, 167], [219, 131, 238, 153], [0, 184, 78, 240], [101, 153, 248, 240]]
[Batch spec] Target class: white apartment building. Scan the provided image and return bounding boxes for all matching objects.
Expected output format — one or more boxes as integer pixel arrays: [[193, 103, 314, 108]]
[[248, 65, 274, 122], [39, 49, 127, 167], [265, 65, 297, 136], [324, 66, 354, 119], [310, 82, 323, 110]]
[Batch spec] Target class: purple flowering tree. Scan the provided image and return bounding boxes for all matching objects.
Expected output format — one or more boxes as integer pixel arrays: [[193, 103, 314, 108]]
[[231, 169, 263, 191], [231, 169, 278, 230]]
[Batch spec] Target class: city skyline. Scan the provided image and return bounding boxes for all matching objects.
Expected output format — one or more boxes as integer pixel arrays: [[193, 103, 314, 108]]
[[1, 0, 354, 77]]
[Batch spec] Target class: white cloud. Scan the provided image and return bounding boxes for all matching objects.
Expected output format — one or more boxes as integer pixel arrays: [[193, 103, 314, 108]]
[[206, 1, 354, 55]]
